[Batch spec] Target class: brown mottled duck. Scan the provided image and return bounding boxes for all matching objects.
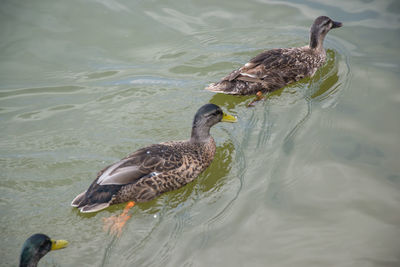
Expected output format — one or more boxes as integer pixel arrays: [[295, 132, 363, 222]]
[[19, 234, 68, 267], [205, 16, 342, 96], [71, 104, 236, 235]]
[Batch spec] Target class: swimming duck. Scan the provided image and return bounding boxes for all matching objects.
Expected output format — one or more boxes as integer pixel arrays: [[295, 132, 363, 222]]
[[19, 233, 68, 267], [71, 104, 236, 214], [205, 16, 342, 95]]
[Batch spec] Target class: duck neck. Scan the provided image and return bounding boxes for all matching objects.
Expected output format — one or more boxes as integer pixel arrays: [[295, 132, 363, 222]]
[[309, 31, 326, 51], [190, 124, 211, 143], [20, 253, 40, 267]]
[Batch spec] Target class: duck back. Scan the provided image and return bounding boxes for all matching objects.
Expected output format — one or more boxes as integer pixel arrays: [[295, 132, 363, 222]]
[[206, 47, 326, 95]]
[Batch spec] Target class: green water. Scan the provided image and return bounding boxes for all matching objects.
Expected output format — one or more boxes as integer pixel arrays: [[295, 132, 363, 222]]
[[1, 0, 400, 266]]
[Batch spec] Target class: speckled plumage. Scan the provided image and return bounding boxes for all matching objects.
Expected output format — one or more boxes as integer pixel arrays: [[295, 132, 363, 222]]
[[71, 104, 236, 213], [109, 140, 216, 204], [206, 16, 342, 95]]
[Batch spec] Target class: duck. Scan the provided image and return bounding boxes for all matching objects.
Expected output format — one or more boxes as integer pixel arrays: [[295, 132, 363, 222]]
[[205, 16, 342, 95], [71, 104, 237, 214], [19, 233, 68, 267]]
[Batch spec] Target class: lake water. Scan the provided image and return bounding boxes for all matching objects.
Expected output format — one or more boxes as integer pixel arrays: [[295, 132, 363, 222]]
[[1, 0, 400, 266]]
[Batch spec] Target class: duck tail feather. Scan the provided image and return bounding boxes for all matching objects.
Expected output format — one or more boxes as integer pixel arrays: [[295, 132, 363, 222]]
[[79, 203, 110, 213], [71, 191, 87, 207], [205, 82, 240, 95]]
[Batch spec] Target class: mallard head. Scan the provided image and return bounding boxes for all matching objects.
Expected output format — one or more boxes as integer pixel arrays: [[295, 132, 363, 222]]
[[310, 16, 342, 49], [19, 234, 68, 267], [191, 104, 236, 142]]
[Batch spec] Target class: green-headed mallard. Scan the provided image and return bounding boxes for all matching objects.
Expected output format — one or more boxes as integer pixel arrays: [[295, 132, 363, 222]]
[[71, 104, 236, 213], [19, 234, 68, 267], [205, 16, 342, 95]]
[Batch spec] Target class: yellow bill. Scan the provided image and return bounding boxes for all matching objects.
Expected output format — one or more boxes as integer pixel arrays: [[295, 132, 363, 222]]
[[51, 239, 69, 250], [221, 112, 237, 123]]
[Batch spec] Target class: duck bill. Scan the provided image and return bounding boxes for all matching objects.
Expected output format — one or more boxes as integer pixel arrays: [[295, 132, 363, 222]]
[[221, 113, 237, 123], [51, 239, 69, 250], [332, 20, 342, 28]]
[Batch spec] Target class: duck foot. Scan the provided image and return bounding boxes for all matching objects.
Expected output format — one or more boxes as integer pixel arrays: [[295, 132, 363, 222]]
[[103, 201, 135, 237], [247, 91, 265, 107]]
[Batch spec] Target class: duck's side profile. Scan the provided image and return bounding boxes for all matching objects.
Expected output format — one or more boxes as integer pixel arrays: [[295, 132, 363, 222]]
[[19, 234, 68, 267], [205, 16, 342, 95], [71, 104, 236, 213]]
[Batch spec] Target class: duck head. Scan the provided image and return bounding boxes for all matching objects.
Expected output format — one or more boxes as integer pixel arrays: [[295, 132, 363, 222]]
[[309, 16, 342, 50], [20, 234, 68, 267], [191, 104, 236, 142]]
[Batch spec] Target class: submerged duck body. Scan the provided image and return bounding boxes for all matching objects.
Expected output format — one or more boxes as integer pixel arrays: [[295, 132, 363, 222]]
[[71, 104, 236, 213], [206, 16, 342, 95]]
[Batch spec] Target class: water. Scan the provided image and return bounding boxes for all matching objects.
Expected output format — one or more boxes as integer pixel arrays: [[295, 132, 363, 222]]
[[1, 0, 400, 266]]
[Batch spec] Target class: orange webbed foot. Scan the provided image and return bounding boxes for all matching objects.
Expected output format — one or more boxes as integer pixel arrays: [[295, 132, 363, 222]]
[[247, 91, 265, 107], [103, 201, 135, 237]]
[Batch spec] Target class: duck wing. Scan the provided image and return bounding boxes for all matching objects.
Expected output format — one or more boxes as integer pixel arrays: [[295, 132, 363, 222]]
[[71, 143, 184, 212], [224, 48, 301, 82], [96, 143, 183, 186]]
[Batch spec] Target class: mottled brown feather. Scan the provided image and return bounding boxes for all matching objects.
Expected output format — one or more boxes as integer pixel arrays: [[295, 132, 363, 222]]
[[206, 16, 342, 95]]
